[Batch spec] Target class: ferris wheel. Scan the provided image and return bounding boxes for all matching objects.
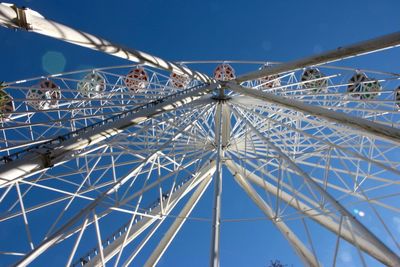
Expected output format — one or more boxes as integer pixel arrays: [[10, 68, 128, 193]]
[[0, 3, 400, 267]]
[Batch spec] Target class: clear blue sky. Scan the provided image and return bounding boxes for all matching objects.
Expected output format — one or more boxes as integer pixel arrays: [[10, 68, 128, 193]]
[[1, 0, 399, 266]]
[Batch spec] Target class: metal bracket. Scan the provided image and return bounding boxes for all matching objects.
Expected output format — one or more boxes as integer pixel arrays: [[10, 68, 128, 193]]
[[10, 4, 31, 30]]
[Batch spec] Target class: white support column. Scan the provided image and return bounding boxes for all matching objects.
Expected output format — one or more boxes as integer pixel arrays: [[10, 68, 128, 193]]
[[230, 106, 400, 266], [228, 165, 320, 267], [210, 102, 224, 267], [144, 172, 213, 267], [0, 84, 214, 187], [228, 83, 400, 145], [236, 31, 400, 82], [0, 3, 211, 83], [225, 159, 396, 266]]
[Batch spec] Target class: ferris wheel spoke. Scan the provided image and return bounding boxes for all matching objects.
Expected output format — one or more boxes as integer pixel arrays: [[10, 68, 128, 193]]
[[226, 155, 398, 266], [75, 160, 216, 267], [0, 83, 214, 187], [236, 31, 400, 82], [59, 153, 211, 244], [230, 104, 400, 266], [229, 165, 320, 266], [229, 83, 400, 146], [0, 4, 211, 83], [236, 104, 400, 177], [229, 137, 400, 215], [139, 170, 213, 267], [14, 106, 214, 265]]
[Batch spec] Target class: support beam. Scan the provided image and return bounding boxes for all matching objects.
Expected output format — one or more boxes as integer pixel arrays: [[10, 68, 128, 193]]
[[229, 97, 400, 177], [0, 3, 211, 83], [143, 171, 212, 267], [225, 159, 396, 266], [230, 106, 400, 267], [15, 117, 209, 267], [228, 164, 320, 267], [228, 83, 400, 145], [85, 161, 216, 267], [210, 103, 224, 267], [236, 31, 400, 82], [0, 84, 214, 186]]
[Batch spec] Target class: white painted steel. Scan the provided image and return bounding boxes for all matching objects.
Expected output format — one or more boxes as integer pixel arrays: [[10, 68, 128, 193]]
[[236, 31, 400, 82], [144, 172, 213, 267], [228, 82, 400, 145], [0, 4, 399, 264], [230, 106, 400, 266], [0, 84, 214, 186], [0, 4, 212, 83], [229, 165, 320, 267], [225, 160, 396, 266], [86, 161, 216, 267], [210, 103, 224, 267]]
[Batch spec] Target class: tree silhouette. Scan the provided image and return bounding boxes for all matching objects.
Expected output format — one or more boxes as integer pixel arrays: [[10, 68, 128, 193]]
[[268, 260, 287, 267]]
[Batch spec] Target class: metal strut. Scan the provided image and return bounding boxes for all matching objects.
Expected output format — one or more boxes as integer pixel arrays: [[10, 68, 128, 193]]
[[236, 31, 400, 82], [0, 83, 214, 187], [228, 82, 400, 145], [0, 3, 212, 82], [230, 106, 400, 266], [210, 102, 224, 267]]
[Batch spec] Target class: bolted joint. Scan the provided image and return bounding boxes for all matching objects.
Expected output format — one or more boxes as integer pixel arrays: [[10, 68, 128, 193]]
[[0, 3, 42, 30], [34, 148, 54, 168]]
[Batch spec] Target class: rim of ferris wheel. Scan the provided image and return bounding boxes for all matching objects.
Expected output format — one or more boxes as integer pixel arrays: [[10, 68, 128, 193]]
[[26, 79, 61, 110], [0, 3, 213, 83], [77, 71, 106, 98], [124, 66, 149, 92], [0, 83, 14, 122], [300, 68, 328, 94], [257, 64, 281, 89], [347, 72, 381, 100], [213, 63, 236, 81], [236, 31, 400, 82]]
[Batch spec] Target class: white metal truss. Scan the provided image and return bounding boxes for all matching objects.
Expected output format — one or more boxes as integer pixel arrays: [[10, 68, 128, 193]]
[[0, 3, 399, 266]]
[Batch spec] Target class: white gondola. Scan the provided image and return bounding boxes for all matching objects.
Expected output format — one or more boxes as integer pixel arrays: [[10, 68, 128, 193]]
[[77, 72, 105, 98], [124, 67, 149, 92], [213, 63, 236, 81], [301, 68, 327, 93], [169, 72, 190, 88], [27, 79, 61, 110], [347, 72, 381, 99]]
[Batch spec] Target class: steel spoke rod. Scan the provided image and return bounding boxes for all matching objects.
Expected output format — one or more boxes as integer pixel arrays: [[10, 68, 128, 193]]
[[228, 83, 400, 145], [0, 83, 214, 186], [230, 106, 400, 266], [0, 3, 212, 83], [236, 31, 400, 82]]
